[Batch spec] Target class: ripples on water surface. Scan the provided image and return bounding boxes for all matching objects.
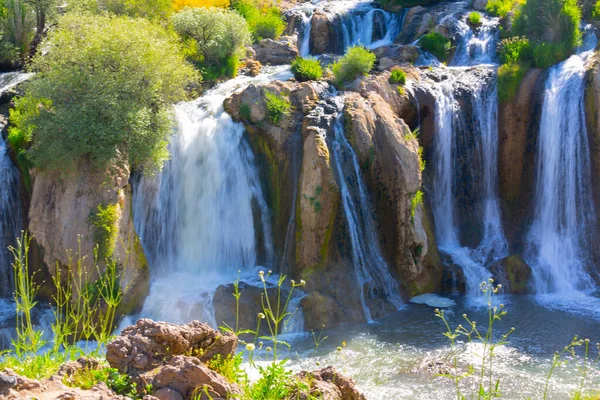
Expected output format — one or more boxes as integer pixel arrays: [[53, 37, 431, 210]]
[[279, 294, 600, 399]]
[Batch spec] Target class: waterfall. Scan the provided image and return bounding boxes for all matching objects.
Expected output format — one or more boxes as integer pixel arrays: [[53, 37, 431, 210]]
[[294, 0, 405, 56], [428, 69, 507, 294], [132, 67, 292, 325], [0, 135, 20, 298], [0, 72, 33, 299], [526, 32, 599, 294], [329, 95, 403, 322], [450, 14, 499, 66]]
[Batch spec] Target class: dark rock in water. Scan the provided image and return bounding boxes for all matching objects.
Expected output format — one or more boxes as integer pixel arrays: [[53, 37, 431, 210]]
[[0, 374, 17, 391], [253, 36, 299, 66], [106, 319, 237, 378], [441, 259, 466, 294], [490, 255, 532, 294], [373, 44, 420, 70], [310, 10, 334, 55]]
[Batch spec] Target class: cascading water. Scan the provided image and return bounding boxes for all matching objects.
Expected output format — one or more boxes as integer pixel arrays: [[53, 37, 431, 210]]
[[132, 67, 292, 326], [526, 31, 599, 295], [427, 69, 507, 294], [450, 14, 499, 66], [329, 94, 403, 321], [0, 135, 20, 298], [294, 0, 405, 57], [0, 72, 33, 299]]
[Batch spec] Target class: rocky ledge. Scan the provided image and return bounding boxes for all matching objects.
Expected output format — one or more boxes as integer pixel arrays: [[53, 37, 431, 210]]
[[1, 319, 366, 400]]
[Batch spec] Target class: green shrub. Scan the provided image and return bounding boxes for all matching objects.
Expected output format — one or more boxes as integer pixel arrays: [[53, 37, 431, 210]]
[[486, 0, 523, 18], [291, 57, 323, 82], [418, 32, 451, 62], [513, 0, 581, 66], [265, 91, 291, 124], [594, 0, 600, 18], [173, 7, 251, 71], [90, 203, 119, 260], [411, 190, 423, 220], [498, 36, 532, 64], [99, 0, 172, 20], [498, 62, 530, 102], [389, 67, 407, 85], [233, 0, 285, 42], [14, 13, 198, 173], [468, 12, 482, 26], [331, 45, 376, 84]]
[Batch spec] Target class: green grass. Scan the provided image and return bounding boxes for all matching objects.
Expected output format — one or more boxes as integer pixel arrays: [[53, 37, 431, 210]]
[[419, 32, 451, 62], [411, 190, 424, 220], [389, 67, 407, 85], [468, 12, 482, 26], [265, 91, 291, 124], [486, 0, 523, 18], [498, 62, 530, 102], [291, 57, 323, 82], [332, 45, 376, 84]]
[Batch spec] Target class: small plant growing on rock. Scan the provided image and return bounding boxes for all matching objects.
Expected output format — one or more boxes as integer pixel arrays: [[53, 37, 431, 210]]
[[411, 190, 423, 220], [419, 32, 451, 62], [265, 91, 291, 124], [468, 11, 482, 26], [291, 57, 323, 82], [389, 67, 407, 85], [332, 45, 376, 85]]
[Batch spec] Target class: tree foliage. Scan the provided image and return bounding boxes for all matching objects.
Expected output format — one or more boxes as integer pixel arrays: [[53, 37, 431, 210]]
[[12, 13, 198, 172], [172, 7, 251, 67], [172, 0, 229, 10]]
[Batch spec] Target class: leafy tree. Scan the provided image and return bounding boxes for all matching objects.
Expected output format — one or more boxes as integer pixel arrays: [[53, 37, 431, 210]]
[[11, 13, 198, 172], [0, 0, 34, 66], [172, 6, 251, 71]]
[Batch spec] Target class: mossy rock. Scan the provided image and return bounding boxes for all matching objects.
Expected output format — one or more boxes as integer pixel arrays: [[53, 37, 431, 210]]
[[490, 255, 532, 294]]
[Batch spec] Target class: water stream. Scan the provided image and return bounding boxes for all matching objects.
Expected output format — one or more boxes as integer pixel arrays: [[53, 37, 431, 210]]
[[526, 31, 599, 296]]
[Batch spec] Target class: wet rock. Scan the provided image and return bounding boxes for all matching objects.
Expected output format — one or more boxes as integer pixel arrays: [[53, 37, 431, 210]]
[[344, 91, 443, 297], [498, 68, 544, 245], [373, 44, 420, 70], [473, 0, 488, 10], [397, 7, 431, 44], [293, 366, 366, 400], [245, 59, 262, 77], [310, 10, 333, 55], [152, 356, 241, 400], [106, 319, 237, 377], [300, 292, 344, 331], [490, 255, 532, 294], [154, 387, 184, 400], [253, 36, 299, 66]]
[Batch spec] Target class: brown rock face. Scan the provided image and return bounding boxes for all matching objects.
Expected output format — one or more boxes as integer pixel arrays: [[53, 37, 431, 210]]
[[498, 68, 545, 246], [373, 45, 420, 71], [106, 319, 237, 377], [300, 291, 345, 331], [294, 366, 367, 400], [344, 91, 442, 296], [253, 36, 299, 66], [310, 10, 333, 55], [27, 161, 149, 315], [152, 356, 241, 400]]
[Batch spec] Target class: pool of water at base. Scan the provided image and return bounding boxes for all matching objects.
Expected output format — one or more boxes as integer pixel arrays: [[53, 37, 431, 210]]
[[267, 294, 600, 400]]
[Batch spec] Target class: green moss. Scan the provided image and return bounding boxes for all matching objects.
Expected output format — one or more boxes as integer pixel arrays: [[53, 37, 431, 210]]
[[90, 203, 119, 260], [240, 103, 251, 120], [134, 234, 148, 270], [265, 91, 291, 124]]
